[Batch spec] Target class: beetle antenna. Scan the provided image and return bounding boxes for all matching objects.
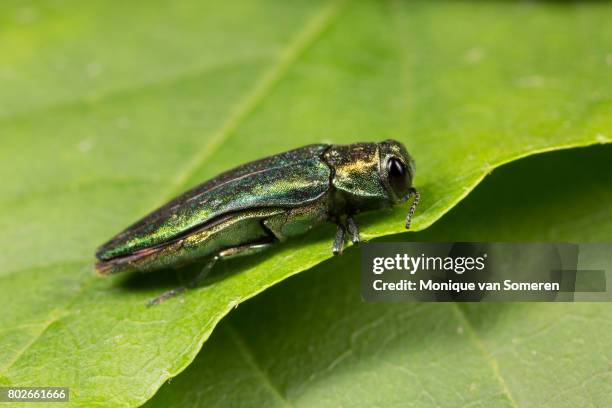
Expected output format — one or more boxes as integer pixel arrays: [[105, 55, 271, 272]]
[[404, 188, 420, 230]]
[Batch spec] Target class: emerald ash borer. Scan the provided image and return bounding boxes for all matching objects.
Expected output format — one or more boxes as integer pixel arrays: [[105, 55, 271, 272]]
[[95, 140, 420, 304]]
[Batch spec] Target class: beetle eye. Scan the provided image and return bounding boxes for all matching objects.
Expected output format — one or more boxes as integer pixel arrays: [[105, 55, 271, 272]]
[[387, 157, 411, 198]]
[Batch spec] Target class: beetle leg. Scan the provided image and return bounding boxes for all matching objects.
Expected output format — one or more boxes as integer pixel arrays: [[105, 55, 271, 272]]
[[147, 242, 273, 306], [332, 223, 346, 256], [346, 216, 360, 244], [147, 258, 217, 307]]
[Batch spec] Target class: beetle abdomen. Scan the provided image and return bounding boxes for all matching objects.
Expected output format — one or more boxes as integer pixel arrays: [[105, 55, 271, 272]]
[[96, 208, 288, 274]]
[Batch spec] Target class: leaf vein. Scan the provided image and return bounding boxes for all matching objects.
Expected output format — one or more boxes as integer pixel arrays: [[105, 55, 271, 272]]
[[451, 304, 519, 408], [225, 323, 293, 408], [0, 53, 271, 125], [159, 0, 349, 202]]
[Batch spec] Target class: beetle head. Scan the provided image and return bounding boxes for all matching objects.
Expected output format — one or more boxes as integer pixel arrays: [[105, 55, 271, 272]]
[[378, 139, 416, 204]]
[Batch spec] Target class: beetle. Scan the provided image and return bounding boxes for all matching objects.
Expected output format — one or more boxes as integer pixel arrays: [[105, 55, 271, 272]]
[[95, 140, 419, 304]]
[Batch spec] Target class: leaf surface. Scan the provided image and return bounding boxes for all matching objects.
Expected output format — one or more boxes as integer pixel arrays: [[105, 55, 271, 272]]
[[0, 1, 611, 406]]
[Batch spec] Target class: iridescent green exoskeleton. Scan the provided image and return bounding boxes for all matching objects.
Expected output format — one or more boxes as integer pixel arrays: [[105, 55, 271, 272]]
[[96, 140, 419, 304]]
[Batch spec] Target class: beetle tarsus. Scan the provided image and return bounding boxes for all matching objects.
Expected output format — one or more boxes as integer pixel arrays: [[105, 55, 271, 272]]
[[333, 223, 346, 255], [347, 216, 360, 244], [147, 286, 186, 307], [405, 187, 420, 230]]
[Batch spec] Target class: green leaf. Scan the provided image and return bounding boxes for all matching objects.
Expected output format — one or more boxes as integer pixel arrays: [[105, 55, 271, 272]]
[[146, 145, 612, 408], [0, 0, 610, 406]]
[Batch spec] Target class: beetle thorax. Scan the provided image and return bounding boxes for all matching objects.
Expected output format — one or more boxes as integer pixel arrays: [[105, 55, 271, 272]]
[[323, 143, 392, 215]]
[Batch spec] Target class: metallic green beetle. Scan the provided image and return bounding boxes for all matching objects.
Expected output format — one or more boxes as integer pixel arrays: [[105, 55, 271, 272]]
[[96, 140, 419, 304]]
